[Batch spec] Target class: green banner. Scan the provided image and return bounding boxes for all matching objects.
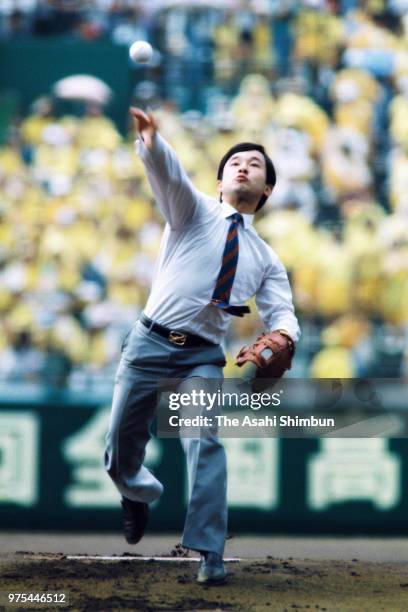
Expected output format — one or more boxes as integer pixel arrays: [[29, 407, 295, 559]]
[[1, 387, 408, 533]]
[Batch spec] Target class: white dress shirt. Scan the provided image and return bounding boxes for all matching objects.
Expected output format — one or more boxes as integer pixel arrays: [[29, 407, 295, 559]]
[[136, 133, 300, 344]]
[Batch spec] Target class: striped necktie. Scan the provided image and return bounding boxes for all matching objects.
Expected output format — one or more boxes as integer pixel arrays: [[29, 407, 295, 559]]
[[211, 213, 250, 317]]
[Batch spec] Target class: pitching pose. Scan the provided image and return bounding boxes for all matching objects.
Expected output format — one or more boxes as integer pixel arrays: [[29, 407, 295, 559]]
[[105, 107, 300, 584]]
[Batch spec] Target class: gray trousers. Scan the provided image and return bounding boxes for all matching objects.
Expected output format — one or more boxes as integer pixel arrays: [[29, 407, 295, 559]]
[[104, 319, 228, 556]]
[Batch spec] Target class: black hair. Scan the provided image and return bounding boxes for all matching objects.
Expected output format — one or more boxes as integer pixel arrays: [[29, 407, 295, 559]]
[[217, 142, 276, 211]]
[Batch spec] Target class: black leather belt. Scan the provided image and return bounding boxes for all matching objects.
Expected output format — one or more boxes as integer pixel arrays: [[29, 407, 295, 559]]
[[140, 314, 216, 348]]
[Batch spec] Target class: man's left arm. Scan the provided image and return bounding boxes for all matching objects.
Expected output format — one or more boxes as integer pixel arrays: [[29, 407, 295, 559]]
[[235, 255, 299, 386], [255, 255, 300, 345]]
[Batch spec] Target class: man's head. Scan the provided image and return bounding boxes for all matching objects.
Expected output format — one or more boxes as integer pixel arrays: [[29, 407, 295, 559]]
[[217, 142, 276, 212]]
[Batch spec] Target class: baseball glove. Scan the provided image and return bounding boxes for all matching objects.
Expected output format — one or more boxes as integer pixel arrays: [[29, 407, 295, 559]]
[[235, 331, 295, 391]]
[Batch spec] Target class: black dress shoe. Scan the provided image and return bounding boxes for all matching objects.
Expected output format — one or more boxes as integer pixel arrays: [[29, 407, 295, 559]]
[[121, 497, 148, 544], [196, 552, 227, 584]]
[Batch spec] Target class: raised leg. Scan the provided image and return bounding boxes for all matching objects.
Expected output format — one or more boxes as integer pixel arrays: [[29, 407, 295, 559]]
[[105, 360, 163, 504]]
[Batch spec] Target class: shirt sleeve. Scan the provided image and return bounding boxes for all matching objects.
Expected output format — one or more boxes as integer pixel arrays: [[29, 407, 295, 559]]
[[136, 132, 203, 229], [255, 252, 301, 343]]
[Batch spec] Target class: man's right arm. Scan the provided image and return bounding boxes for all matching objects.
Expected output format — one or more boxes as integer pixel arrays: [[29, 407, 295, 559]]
[[130, 107, 202, 229]]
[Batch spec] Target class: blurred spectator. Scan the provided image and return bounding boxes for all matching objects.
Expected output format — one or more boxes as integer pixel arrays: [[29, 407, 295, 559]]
[[33, 3, 81, 37], [270, 1, 298, 77], [230, 74, 275, 139], [4, 9, 29, 38], [41, 337, 72, 388], [109, 5, 149, 46], [0, 329, 45, 383], [294, 2, 345, 91]]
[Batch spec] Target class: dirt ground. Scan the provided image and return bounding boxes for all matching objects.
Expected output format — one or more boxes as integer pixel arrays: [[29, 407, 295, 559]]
[[1, 551, 408, 612]]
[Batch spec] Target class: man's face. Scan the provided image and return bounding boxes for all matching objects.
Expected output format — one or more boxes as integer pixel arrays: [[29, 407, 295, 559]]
[[217, 150, 273, 211]]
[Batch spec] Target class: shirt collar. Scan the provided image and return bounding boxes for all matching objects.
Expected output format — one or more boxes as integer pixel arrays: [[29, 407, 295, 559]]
[[220, 200, 254, 230]]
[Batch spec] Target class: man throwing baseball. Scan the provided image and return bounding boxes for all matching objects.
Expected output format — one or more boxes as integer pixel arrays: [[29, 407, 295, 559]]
[[105, 107, 300, 584]]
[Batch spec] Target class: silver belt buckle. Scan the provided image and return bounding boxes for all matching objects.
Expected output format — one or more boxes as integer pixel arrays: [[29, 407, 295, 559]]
[[168, 330, 187, 346]]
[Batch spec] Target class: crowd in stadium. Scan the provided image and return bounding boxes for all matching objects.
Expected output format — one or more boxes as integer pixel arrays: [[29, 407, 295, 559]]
[[0, 0, 407, 387]]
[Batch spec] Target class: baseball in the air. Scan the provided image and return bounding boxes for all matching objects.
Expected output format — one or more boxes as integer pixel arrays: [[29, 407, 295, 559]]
[[129, 40, 153, 64]]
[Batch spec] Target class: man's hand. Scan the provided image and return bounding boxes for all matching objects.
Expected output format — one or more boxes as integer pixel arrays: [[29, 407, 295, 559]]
[[129, 106, 158, 150], [235, 331, 295, 391]]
